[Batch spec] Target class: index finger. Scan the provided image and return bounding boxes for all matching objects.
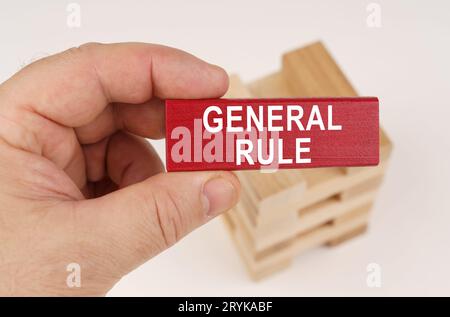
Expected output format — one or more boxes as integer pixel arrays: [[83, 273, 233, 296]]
[[1, 42, 229, 128]]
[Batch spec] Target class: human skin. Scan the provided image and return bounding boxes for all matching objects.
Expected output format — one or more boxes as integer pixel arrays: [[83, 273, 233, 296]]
[[0, 43, 240, 296]]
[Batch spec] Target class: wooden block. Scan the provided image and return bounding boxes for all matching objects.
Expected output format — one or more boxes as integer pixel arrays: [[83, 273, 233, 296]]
[[330, 202, 373, 225], [257, 160, 386, 224], [222, 212, 293, 281], [326, 225, 368, 247], [241, 42, 389, 221], [224, 74, 253, 98], [257, 208, 369, 262], [220, 42, 393, 279], [248, 72, 293, 98], [234, 188, 377, 252], [282, 42, 358, 97], [225, 75, 307, 228], [224, 207, 370, 276], [326, 203, 372, 245], [224, 75, 295, 225], [249, 258, 293, 281], [280, 42, 393, 175], [223, 211, 295, 280], [165, 97, 380, 171], [224, 75, 280, 219], [237, 168, 307, 211], [229, 197, 372, 256], [338, 174, 383, 201]]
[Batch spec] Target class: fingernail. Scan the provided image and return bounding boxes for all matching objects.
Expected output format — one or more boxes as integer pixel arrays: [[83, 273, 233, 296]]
[[203, 177, 237, 217]]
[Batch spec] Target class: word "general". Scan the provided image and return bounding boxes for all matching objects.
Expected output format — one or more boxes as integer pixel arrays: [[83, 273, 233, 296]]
[[203, 105, 342, 133]]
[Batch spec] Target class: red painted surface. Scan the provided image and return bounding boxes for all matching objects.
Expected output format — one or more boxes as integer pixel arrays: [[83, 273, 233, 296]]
[[165, 98, 379, 171]]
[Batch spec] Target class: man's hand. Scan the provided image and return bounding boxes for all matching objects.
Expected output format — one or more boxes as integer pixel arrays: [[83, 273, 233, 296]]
[[0, 43, 240, 296]]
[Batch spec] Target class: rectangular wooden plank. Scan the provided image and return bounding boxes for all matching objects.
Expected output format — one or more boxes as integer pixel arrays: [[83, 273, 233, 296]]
[[225, 74, 308, 207], [241, 43, 390, 216], [338, 175, 383, 201], [257, 160, 386, 224], [326, 225, 368, 247], [232, 188, 377, 251], [282, 42, 358, 97], [222, 212, 293, 281], [326, 203, 372, 245], [224, 74, 254, 98], [166, 97, 379, 171], [281, 42, 393, 175], [220, 42, 393, 280], [223, 207, 369, 276]]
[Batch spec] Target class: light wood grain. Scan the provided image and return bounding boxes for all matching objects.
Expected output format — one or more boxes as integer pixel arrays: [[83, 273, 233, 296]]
[[221, 41, 392, 280]]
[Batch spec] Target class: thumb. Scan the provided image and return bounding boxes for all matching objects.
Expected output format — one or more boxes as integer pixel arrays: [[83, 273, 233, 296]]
[[74, 171, 240, 270]]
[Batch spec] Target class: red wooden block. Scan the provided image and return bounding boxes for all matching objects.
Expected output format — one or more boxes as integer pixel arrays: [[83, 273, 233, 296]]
[[165, 97, 379, 171]]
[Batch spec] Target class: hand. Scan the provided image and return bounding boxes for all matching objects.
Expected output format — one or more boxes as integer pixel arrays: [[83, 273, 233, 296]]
[[0, 43, 240, 296]]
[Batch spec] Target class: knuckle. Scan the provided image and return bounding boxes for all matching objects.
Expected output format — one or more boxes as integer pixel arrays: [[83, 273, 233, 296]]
[[78, 42, 103, 50], [62, 45, 89, 61], [72, 42, 102, 55], [145, 186, 186, 249], [60, 42, 103, 64]]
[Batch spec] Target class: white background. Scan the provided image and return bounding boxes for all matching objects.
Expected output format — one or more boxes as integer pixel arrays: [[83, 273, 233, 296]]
[[1, 0, 449, 296]]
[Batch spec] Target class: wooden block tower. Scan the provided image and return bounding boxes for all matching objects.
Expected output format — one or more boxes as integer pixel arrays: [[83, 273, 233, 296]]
[[222, 42, 393, 280]]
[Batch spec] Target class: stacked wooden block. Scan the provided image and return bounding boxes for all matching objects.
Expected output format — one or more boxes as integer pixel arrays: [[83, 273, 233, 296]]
[[222, 42, 392, 280]]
